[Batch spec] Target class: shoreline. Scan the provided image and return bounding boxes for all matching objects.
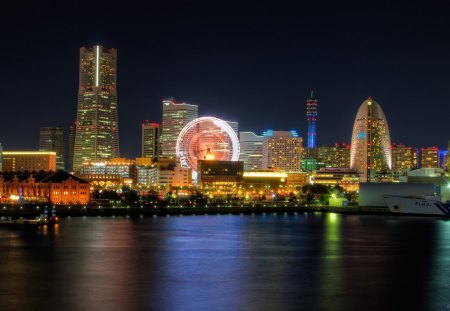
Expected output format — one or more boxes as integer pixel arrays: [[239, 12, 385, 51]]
[[0, 205, 393, 217]]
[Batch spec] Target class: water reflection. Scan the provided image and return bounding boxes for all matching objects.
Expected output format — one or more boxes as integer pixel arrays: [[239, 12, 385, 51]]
[[0, 215, 449, 311]]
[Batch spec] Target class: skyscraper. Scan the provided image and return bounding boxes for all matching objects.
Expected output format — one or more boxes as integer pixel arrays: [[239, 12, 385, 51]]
[[142, 121, 160, 159], [239, 132, 264, 171], [306, 91, 318, 150], [73, 45, 119, 172], [262, 130, 303, 172], [350, 98, 392, 182], [39, 126, 65, 170], [160, 99, 198, 158]]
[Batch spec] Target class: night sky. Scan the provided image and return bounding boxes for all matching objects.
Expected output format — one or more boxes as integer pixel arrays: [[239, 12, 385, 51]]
[[1, 1, 450, 158]]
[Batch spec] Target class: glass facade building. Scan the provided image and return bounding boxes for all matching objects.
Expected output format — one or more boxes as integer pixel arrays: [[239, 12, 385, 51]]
[[73, 45, 119, 172], [142, 122, 160, 159], [160, 99, 198, 158], [350, 98, 392, 182], [39, 126, 65, 170], [239, 132, 264, 171]]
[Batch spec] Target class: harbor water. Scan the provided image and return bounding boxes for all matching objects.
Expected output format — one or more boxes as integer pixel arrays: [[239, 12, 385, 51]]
[[0, 213, 449, 311]]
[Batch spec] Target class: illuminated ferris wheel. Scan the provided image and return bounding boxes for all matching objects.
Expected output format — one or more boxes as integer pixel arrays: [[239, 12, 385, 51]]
[[176, 117, 240, 173]]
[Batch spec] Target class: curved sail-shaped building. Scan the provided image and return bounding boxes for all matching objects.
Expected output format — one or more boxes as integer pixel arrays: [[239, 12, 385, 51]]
[[350, 98, 392, 182]]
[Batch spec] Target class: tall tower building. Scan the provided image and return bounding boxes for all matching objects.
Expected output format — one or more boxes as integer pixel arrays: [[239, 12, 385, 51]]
[[262, 130, 303, 172], [160, 99, 198, 158], [350, 98, 392, 182], [239, 132, 264, 171], [306, 91, 318, 150], [39, 126, 65, 170], [73, 45, 119, 172], [142, 121, 160, 159]]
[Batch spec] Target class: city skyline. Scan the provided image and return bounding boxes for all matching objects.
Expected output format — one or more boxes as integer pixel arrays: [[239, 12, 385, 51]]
[[1, 2, 450, 157]]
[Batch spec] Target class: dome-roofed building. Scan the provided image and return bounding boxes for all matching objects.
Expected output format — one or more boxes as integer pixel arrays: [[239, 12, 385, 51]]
[[350, 98, 392, 182]]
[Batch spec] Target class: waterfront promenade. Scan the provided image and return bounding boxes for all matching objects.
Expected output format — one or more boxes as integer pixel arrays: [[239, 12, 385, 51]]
[[0, 204, 391, 217]]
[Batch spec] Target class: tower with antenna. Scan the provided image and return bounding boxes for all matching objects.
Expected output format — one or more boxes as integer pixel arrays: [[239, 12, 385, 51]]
[[306, 90, 318, 150]]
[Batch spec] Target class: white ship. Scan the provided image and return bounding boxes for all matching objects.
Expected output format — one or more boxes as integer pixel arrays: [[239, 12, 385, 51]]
[[384, 195, 450, 217]]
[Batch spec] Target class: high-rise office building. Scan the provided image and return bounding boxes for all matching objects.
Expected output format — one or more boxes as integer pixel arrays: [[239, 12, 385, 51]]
[[391, 143, 417, 173], [142, 121, 160, 159], [39, 126, 65, 170], [239, 132, 264, 171], [306, 91, 318, 150], [73, 45, 119, 172], [318, 143, 351, 168], [350, 98, 392, 182], [262, 130, 303, 172], [160, 99, 198, 158], [225, 121, 239, 136], [68, 122, 76, 172], [419, 147, 439, 168]]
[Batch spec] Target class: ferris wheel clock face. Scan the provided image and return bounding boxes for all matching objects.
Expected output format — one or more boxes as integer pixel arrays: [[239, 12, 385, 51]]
[[176, 117, 240, 173]]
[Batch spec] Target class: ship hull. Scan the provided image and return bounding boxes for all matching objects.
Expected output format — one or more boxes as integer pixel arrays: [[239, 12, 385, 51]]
[[385, 196, 450, 217]]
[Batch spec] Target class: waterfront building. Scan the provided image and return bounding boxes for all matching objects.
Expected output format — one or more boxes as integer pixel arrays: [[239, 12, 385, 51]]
[[306, 91, 318, 149], [1, 151, 56, 172], [76, 173, 126, 190], [39, 126, 65, 170], [160, 99, 198, 158], [262, 130, 303, 172], [350, 98, 392, 182], [73, 45, 120, 172], [318, 143, 351, 168], [80, 158, 134, 178], [135, 165, 159, 187], [158, 163, 192, 188], [313, 168, 360, 192], [239, 132, 264, 171], [391, 144, 417, 174], [419, 147, 439, 168], [197, 160, 244, 188], [142, 121, 160, 159], [0, 170, 89, 205], [286, 172, 309, 190], [242, 171, 288, 197]]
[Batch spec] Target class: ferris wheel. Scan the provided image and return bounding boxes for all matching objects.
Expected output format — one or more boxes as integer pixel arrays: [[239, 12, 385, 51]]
[[176, 116, 240, 173]]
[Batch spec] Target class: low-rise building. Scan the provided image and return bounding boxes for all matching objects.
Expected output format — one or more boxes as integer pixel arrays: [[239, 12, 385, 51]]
[[313, 168, 359, 192], [2, 151, 56, 172], [0, 170, 90, 205]]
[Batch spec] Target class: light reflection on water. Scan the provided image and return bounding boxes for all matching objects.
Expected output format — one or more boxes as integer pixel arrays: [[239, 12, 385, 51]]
[[0, 214, 449, 311]]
